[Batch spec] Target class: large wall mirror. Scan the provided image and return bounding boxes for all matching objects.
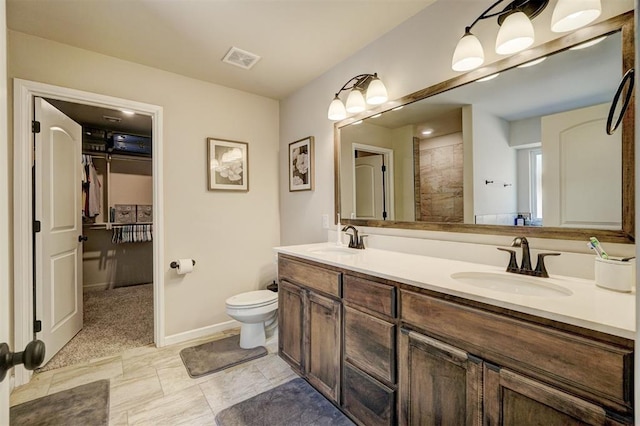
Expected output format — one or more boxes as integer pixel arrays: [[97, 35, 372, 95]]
[[335, 12, 634, 243]]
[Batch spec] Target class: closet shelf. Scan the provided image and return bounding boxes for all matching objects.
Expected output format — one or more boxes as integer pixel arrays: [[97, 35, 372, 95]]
[[83, 222, 153, 230]]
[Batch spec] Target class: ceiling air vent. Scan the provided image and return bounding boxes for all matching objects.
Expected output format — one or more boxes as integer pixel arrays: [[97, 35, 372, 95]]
[[222, 47, 261, 70]]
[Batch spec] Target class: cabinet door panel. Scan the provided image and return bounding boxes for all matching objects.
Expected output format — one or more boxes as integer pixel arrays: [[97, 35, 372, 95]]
[[343, 363, 396, 426], [399, 330, 482, 426], [344, 305, 396, 384], [278, 279, 305, 372], [484, 365, 625, 426], [307, 292, 341, 403]]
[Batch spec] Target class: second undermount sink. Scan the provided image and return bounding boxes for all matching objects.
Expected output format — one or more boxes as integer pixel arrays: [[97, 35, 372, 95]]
[[450, 271, 573, 297], [308, 246, 358, 256]]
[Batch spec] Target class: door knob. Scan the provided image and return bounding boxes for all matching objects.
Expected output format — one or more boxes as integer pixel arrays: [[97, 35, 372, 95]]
[[78, 235, 88, 242], [0, 340, 46, 382]]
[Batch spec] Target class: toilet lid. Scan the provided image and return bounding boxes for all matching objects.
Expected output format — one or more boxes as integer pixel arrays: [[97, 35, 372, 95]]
[[226, 290, 277, 308]]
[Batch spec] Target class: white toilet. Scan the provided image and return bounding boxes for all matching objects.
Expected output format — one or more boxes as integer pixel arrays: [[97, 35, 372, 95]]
[[225, 290, 278, 349]]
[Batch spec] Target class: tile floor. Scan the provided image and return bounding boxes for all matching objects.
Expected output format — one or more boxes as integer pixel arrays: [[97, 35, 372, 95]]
[[10, 330, 297, 425]]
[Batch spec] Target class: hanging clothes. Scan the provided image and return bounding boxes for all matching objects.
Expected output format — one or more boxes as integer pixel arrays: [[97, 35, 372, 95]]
[[81, 155, 102, 218]]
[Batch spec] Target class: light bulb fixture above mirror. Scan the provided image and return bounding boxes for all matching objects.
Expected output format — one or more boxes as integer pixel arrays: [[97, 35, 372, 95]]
[[451, 0, 601, 72], [327, 73, 388, 121]]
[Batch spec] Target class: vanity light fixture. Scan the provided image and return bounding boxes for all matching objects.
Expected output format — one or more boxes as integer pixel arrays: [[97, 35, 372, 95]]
[[451, 0, 602, 72], [327, 73, 388, 121]]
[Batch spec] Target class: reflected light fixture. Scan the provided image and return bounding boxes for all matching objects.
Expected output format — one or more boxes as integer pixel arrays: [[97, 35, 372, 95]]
[[327, 73, 388, 121], [452, 0, 601, 72], [517, 56, 547, 68], [569, 35, 606, 50], [477, 73, 500, 82]]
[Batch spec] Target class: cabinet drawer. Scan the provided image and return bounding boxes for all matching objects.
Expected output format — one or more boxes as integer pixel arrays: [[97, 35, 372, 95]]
[[343, 363, 396, 426], [278, 256, 341, 297], [345, 306, 396, 384], [344, 275, 396, 318], [401, 290, 633, 414]]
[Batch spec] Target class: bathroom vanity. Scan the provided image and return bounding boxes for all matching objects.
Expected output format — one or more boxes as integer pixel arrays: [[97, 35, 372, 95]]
[[275, 244, 635, 426]]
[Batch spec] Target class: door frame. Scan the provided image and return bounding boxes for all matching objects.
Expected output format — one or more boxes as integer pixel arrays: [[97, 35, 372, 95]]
[[351, 143, 395, 220], [13, 79, 165, 386]]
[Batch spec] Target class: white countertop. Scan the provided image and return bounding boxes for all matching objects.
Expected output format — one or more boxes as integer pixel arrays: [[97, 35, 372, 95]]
[[274, 242, 636, 340]]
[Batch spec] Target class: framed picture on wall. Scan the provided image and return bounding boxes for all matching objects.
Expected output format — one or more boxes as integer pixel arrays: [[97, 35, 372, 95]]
[[289, 136, 314, 192], [207, 138, 249, 191]]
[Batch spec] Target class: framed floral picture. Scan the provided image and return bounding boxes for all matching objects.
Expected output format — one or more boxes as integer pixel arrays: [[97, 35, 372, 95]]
[[207, 138, 249, 191], [289, 136, 314, 192]]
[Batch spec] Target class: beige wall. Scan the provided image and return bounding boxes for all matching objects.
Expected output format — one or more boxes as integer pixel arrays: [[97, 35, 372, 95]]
[[8, 31, 280, 337]]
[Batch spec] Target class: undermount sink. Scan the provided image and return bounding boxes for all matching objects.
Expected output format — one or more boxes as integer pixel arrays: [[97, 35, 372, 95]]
[[450, 271, 573, 297], [308, 246, 358, 256]]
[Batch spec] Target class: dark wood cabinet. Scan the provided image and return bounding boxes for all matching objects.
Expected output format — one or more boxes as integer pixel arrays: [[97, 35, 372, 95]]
[[278, 254, 634, 426], [484, 364, 625, 426], [399, 289, 634, 425], [343, 363, 396, 426], [278, 279, 305, 373], [278, 256, 343, 404], [307, 291, 341, 402], [399, 329, 482, 426]]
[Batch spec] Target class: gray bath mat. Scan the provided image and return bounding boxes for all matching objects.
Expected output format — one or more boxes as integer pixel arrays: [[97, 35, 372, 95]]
[[216, 378, 354, 425], [180, 334, 267, 378], [10, 379, 109, 425]]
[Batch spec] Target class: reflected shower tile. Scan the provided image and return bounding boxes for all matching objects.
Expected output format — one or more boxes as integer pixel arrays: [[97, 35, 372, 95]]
[[127, 384, 213, 425]]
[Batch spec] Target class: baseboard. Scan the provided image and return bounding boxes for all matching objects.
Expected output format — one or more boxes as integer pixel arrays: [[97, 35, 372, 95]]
[[163, 319, 240, 346], [83, 283, 109, 292]]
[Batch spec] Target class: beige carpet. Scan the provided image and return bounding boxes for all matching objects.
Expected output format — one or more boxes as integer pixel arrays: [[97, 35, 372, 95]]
[[37, 284, 153, 372]]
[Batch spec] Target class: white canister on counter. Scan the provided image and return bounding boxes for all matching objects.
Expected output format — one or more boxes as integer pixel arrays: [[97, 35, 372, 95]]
[[594, 257, 635, 292]]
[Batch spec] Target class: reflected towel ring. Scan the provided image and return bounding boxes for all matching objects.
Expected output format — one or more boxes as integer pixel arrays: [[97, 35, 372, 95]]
[[606, 68, 634, 135]]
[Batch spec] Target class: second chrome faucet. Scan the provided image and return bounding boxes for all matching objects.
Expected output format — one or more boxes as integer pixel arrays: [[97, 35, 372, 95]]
[[498, 236, 560, 278]]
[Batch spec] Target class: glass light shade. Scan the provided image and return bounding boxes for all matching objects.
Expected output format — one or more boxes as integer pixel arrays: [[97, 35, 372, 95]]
[[345, 89, 366, 113], [327, 95, 347, 121], [366, 77, 388, 105], [495, 11, 534, 55], [551, 0, 601, 33], [452, 32, 484, 71]]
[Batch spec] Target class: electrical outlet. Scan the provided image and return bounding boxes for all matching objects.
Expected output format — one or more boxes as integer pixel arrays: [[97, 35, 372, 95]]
[[322, 214, 329, 229]]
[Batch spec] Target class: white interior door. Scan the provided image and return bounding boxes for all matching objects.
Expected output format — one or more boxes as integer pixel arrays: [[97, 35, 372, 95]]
[[355, 154, 384, 220], [35, 97, 83, 365], [542, 103, 621, 229]]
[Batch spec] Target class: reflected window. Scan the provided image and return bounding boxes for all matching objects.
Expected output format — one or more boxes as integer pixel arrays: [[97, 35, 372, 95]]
[[530, 149, 543, 223]]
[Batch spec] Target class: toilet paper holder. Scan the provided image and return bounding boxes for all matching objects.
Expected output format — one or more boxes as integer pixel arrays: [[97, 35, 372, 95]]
[[170, 259, 196, 269]]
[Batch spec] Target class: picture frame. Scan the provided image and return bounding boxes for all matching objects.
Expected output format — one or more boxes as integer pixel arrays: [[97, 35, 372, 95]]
[[288, 136, 314, 192], [207, 138, 249, 191]]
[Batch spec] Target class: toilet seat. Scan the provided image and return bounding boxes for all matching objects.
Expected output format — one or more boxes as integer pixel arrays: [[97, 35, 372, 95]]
[[226, 290, 277, 309]]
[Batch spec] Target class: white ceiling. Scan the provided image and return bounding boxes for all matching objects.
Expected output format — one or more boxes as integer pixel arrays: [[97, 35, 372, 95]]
[[7, 0, 436, 100]]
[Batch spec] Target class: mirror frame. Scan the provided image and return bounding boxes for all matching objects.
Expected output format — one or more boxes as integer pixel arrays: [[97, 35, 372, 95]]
[[334, 11, 635, 244]]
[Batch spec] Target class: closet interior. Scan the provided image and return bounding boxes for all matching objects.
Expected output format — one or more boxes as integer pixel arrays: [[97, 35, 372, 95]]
[[40, 99, 155, 370]]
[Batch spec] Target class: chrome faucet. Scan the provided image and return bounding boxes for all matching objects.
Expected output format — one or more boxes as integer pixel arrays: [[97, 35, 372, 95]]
[[342, 225, 367, 249], [511, 236, 532, 271], [498, 236, 560, 278]]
